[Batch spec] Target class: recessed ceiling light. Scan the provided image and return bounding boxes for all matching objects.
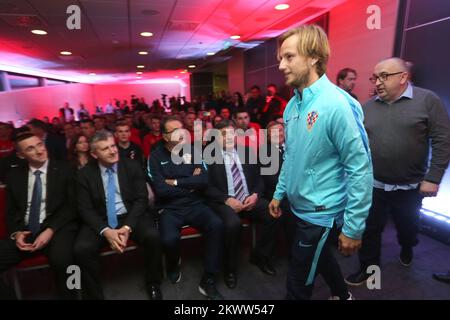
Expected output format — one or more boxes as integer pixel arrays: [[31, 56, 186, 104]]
[[136, 76, 142, 79], [140, 32, 153, 37], [136, 71, 143, 75], [89, 73, 96, 76], [138, 51, 148, 55], [60, 51, 72, 55], [275, 4, 290, 10], [180, 70, 187, 74], [230, 35, 241, 40], [137, 65, 145, 68], [206, 52, 215, 56], [188, 65, 196, 69], [31, 29, 47, 35]]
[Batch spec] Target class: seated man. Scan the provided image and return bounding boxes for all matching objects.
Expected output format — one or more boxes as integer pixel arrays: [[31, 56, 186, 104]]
[[260, 121, 296, 252], [74, 130, 162, 300], [148, 116, 224, 300], [205, 119, 278, 289], [0, 133, 78, 299]]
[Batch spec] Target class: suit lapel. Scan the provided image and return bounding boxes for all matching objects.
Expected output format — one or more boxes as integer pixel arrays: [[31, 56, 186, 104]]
[[46, 160, 57, 211], [117, 160, 128, 199], [17, 165, 29, 218], [92, 164, 106, 204]]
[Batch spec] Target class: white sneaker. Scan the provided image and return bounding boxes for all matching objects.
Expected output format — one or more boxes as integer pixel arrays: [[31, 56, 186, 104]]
[[328, 292, 355, 300]]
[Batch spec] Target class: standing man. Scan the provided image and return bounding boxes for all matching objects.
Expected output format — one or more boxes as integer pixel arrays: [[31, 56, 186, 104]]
[[0, 133, 78, 299], [59, 102, 75, 122], [345, 58, 450, 286], [74, 130, 163, 300], [336, 68, 358, 101], [269, 25, 373, 300]]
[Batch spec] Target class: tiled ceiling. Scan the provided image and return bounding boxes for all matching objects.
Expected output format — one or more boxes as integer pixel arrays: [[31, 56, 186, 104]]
[[0, 0, 345, 83]]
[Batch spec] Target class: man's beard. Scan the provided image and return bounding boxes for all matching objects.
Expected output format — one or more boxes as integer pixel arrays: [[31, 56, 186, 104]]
[[288, 65, 311, 89]]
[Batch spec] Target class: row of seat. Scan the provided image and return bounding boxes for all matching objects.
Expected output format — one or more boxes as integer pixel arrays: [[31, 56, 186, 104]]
[[0, 185, 255, 299]]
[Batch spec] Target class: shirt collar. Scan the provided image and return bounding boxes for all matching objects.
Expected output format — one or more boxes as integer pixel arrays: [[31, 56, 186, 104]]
[[99, 162, 118, 175], [375, 82, 413, 103], [29, 160, 48, 175], [294, 74, 330, 103]]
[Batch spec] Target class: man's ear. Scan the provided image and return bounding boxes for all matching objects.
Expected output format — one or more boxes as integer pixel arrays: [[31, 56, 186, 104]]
[[310, 58, 319, 66], [16, 151, 25, 160], [90, 151, 98, 160]]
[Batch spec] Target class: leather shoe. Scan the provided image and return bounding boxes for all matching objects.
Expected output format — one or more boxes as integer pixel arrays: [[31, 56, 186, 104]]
[[147, 285, 163, 300], [224, 272, 237, 289], [432, 271, 450, 284], [250, 255, 276, 276]]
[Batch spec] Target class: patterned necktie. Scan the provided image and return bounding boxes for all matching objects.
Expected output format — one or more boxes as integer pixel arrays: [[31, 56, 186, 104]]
[[28, 170, 42, 236], [106, 168, 118, 229], [230, 154, 248, 202]]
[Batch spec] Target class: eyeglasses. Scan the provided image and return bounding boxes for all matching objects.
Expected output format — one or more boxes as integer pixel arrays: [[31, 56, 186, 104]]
[[369, 71, 404, 83]]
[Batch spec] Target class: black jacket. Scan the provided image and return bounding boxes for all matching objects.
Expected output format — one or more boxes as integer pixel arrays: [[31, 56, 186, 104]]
[[5, 159, 76, 235], [76, 158, 150, 234], [148, 144, 207, 210], [205, 147, 264, 204]]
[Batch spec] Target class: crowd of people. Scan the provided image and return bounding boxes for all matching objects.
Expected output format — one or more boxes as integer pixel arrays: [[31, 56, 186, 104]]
[[0, 24, 449, 301]]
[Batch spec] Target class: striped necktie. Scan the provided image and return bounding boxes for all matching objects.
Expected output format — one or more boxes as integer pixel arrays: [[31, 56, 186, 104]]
[[230, 154, 248, 202]]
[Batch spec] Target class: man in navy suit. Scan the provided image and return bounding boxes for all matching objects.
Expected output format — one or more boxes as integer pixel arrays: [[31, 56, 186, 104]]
[[0, 133, 78, 299], [74, 130, 163, 300]]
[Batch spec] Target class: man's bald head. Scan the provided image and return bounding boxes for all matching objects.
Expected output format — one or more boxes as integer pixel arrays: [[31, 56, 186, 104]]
[[373, 57, 410, 103], [375, 57, 409, 73]]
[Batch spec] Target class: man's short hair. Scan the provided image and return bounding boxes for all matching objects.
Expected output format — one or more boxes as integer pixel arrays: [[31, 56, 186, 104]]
[[114, 121, 130, 131], [278, 24, 330, 77], [27, 119, 48, 132], [215, 119, 236, 130], [250, 85, 260, 91], [266, 121, 284, 130], [161, 115, 183, 133], [235, 109, 249, 116], [336, 67, 357, 83], [89, 130, 114, 152], [80, 119, 95, 127], [13, 132, 38, 151]]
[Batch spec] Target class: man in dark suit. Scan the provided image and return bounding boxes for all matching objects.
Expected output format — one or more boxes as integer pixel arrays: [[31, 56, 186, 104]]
[[205, 119, 278, 289], [59, 102, 75, 122], [261, 121, 295, 252], [74, 130, 162, 300], [0, 133, 78, 299]]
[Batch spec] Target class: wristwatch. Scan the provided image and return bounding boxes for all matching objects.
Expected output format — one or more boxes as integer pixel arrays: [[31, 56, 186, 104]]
[[173, 179, 178, 186], [123, 225, 132, 233]]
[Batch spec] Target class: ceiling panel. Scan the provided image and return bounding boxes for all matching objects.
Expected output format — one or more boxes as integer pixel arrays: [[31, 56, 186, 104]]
[[0, 0, 346, 83]]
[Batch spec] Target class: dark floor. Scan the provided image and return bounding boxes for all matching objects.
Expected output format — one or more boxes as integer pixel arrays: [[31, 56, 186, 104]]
[[11, 219, 450, 300]]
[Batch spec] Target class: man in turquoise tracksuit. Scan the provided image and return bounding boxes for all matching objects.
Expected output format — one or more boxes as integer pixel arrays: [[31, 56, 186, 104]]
[[269, 25, 373, 300]]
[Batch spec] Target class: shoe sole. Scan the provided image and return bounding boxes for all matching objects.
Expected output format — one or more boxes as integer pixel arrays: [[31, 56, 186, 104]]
[[344, 278, 368, 287], [399, 257, 412, 267], [169, 272, 182, 284], [198, 285, 224, 300], [198, 285, 208, 298], [345, 273, 380, 287]]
